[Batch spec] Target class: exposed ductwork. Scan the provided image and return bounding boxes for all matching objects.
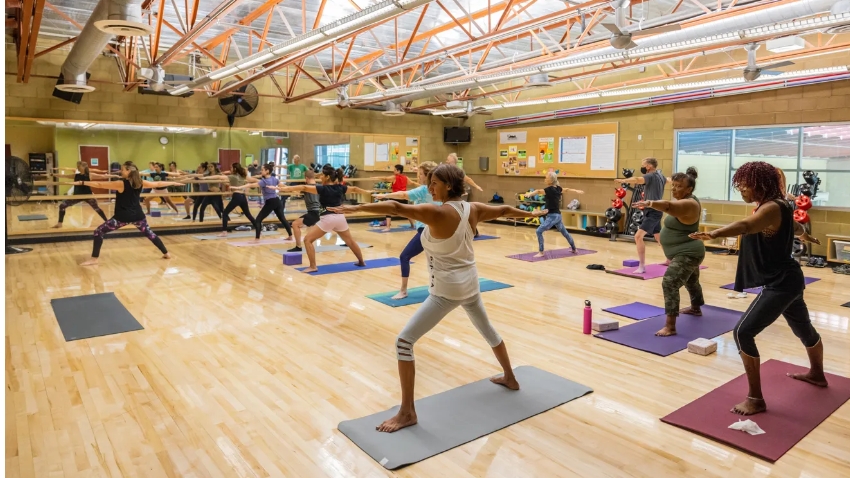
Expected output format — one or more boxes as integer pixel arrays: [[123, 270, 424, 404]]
[[55, 0, 149, 93], [348, 0, 846, 106]]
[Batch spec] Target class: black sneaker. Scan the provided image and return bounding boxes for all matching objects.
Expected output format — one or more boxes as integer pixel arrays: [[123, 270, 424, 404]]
[[287, 246, 302, 252], [182, 215, 191, 220]]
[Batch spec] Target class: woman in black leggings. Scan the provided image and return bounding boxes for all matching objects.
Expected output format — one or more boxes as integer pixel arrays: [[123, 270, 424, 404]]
[[691, 161, 825, 416], [212, 163, 257, 237], [232, 163, 292, 242], [198, 163, 225, 222]]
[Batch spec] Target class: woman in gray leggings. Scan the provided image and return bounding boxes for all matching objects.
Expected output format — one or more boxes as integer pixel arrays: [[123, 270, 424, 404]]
[[330, 164, 545, 433]]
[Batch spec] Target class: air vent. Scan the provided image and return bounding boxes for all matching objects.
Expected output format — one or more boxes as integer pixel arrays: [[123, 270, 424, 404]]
[[527, 73, 552, 87], [382, 102, 406, 116], [55, 84, 96, 93], [824, 24, 850, 34], [261, 131, 289, 138], [94, 19, 152, 36]]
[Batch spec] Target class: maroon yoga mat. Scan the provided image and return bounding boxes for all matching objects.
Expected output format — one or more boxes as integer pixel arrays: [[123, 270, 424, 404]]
[[661, 359, 850, 462]]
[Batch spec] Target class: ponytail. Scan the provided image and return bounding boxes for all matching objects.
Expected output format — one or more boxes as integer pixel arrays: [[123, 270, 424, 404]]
[[76, 161, 89, 175], [123, 161, 143, 189]]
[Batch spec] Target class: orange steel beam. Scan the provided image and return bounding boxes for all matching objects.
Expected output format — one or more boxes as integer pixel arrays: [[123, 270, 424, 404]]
[[313, 0, 328, 29], [21, 0, 45, 82], [400, 4, 429, 62], [259, 9, 274, 50], [190, 0, 200, 27], [16, 0, 34, 82], [201, 0, 287, 51], [156, 0, 244, 66], [293, 63, 324, 89], [45, 1, 140, 69], [250, 29, 274, 48], [158, 16, 233, 70], [151, 0, 166, 61], [337, 37, 357, 82], [34, 35, 76, 58], [435, 1, 475, 40], [494, 0, 518, 31]]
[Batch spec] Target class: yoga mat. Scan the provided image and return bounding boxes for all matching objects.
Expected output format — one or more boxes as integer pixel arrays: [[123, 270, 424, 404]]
[[270, 243, 373, 254], [842, 301, 850, 308], [192, 231, 279, 240], [607, 263, 707, 280], [368, 227, 416, 234], [661, 359, 850, 462], [594, 305, 741, 356], [473, 235, 500, 241], [720, 277, 821, 294], [603, 302, 666, 320], [50, 292, 143, 341], [18, 214, 48, 221], [296, 257, 401, 275], [507, 248, 597, 262], [367, 278, 512, 307], [338, 366, 592, 470], [227, 237, 295, 247]]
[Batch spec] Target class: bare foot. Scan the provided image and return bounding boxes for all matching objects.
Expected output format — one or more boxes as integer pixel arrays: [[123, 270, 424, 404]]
[[663, 260, 671, 266], [634, 267, 646, 274], [655, 326, 676, 336], [284, 236, 295, 242], [163, 253, 172, 260], [787, 371, 828, 387], [533, 252, 545, 258], [383, 228, 391, 232], [731, 397, 766, 415], [376, 410, 418, 433], [680, 306, 702, 316], [51, 223, 63, 229], [490, 374, 520, 390], [303, 267, 318, 273], [391, 291, 408, 300], [354, 261, 366, 267], [217, 232, 227, 237], [80, 258, 99, 266]]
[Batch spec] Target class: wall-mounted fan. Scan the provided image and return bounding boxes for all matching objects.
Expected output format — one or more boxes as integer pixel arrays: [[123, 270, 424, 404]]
[[5, 156, 34, 254], [218, 82, 259, 119], [742, 43, 794, 81]]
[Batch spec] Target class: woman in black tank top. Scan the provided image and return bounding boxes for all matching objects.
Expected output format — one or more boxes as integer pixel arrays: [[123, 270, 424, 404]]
[[72, 161, 185, 266], [690, 161, 825, 416]]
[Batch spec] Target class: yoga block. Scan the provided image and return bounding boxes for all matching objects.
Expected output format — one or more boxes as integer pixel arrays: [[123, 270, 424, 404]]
[[151, 211, 162, 217], [688, 338, 717, 356], [623, 259, 639, 267], [592, 318, 619, 332], [282, 252, 302, 266]]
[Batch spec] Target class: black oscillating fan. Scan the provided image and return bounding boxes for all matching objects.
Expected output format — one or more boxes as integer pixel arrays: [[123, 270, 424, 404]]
[[5, 156, 34, 254], [218, 82, 259, 119]]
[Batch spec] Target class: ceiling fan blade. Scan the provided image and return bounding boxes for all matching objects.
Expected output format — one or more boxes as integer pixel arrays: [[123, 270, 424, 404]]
[[600, 23, 623, 35], [631, 23, 681, 37], [759, 70, 784, 77], [219, 95, 239, 106], [624, 40, 639, 50], [240, 100, 255, 114], [760, 60, 794, 71]]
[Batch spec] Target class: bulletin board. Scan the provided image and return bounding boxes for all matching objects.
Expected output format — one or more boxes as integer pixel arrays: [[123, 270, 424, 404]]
[[363, 134, 421, 171], [496, 122, 619, 178]]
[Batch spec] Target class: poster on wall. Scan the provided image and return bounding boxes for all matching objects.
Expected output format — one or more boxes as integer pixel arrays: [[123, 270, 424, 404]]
[[590, 134, 616, 170], [376, 143, 389, 162], [528, 155, 536, 168], [518, 150, 527, 159], [364, 143, 376, 167], [500, 131, 527, 143], [500, 150, 508, 158], [508, 145, 518, 154], [391, 142, 400, 161], [559, 136, 587, 164], [406, 137, 418, 146], [538, 138, 554, 163], [91, 158, 99, 166]]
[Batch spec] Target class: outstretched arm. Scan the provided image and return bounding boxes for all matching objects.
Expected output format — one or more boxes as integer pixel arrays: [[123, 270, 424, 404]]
[[347, 185, 374, 194], [72, 180, 123, 191], [526, 188, 545, 196], [690, 202, 781, 240], [328, 201, 440, 224], [792, 220, 820, 244], [634, 198, 699, 221], [277, 184, 318, 194], [473, 203, 547, 222], [464, 175, 483, 191], [374, 191, 411, 200], [618, 177, 646, 186], [143, 180, 186, 189], [89, 172, 119, 180]]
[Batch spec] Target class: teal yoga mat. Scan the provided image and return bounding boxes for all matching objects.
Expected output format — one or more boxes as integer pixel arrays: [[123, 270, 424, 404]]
[[367, 278, 512, 307]]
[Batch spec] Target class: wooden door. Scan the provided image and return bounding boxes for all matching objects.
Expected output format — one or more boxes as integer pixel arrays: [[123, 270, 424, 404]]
[[79, 145, 110, 194], [218, 149, 241, 173]]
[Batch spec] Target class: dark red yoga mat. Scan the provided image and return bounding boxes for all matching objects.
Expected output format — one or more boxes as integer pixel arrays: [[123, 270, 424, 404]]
[[661, 359, 850, 462]]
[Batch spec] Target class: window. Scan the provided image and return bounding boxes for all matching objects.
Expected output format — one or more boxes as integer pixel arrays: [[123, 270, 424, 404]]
[[314, 144, 350, 169], [675, 123, 850, 207]]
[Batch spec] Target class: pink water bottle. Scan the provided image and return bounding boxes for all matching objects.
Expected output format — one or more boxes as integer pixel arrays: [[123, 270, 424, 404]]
[[583, 300, 592, 334]]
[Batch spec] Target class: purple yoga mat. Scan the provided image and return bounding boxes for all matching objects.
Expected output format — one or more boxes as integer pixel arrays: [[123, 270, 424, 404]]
[[662, 359, 850, 462], [607, 263, 707, 280], [602, 302, 666, 320], [720, 277, 821, 294], [227, 237, 295, 247], [507, 248, 597, 262], [594, 305, 742, 356]]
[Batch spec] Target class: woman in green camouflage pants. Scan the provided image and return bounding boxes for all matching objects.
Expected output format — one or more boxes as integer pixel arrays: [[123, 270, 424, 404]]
[[633, 166, 704, 337]]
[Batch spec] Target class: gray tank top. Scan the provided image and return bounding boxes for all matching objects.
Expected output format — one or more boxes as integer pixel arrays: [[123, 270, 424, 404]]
[[304, 192, 321, 212]]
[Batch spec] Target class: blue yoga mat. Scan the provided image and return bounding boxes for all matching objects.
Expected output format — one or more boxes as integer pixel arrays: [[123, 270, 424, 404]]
[[296, 257, 401, 275], [473, 235, 500, 241], [367, 278, 513, 307]]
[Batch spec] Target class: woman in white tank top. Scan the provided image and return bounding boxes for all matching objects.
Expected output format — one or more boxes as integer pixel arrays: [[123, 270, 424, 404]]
[[330, 164, 546, 433]]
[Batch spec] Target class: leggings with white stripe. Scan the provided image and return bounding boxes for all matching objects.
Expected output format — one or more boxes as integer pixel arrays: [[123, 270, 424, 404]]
[[733, 286, 819, 357], [395, 293, 502, 361]]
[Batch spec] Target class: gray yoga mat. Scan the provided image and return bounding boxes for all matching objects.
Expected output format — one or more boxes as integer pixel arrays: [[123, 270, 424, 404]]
[[18, 214, 48, 221], [192, 230, 280, 240], [338, 365, 592, 469], [50, 292, 143, 341], [270, 243, 372, 254]]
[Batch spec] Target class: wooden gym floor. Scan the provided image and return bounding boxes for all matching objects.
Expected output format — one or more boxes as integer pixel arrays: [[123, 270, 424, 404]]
[[5, 222, 850, 478]]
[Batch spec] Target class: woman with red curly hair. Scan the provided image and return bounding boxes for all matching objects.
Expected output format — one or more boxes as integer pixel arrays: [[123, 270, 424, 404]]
[[690, 161, 824, 416]]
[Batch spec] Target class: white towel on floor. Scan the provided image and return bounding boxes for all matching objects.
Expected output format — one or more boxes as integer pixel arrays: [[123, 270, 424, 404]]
[[728, 419, 765, 435]]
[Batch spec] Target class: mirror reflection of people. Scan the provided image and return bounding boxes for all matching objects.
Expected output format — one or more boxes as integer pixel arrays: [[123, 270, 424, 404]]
[[369, 164, 415, 231], [51, 161, 112, 228], [287, 154, 308, 181]]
